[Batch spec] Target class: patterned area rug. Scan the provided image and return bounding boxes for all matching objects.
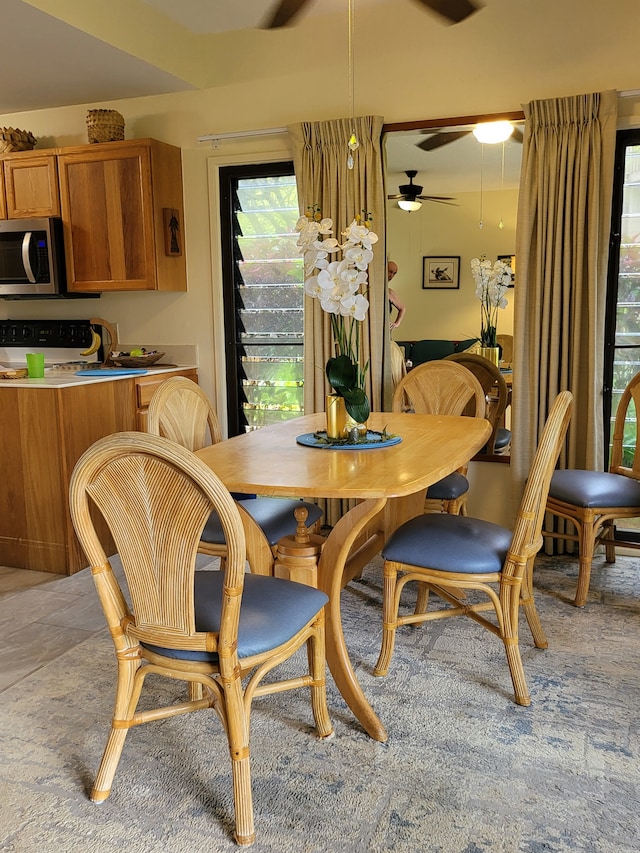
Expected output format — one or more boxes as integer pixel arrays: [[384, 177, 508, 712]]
[[1, 553, 639, 853]]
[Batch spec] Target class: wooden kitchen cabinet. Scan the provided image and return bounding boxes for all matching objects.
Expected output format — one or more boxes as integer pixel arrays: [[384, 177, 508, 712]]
[[1, 152, 60, 218], [0, 380, 136, 575], [57, 138, 186, 293], [0, 162, 6, 218], [0, 368, 197, 575]]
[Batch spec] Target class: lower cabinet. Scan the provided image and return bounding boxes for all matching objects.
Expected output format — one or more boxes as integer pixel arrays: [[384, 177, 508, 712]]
[[135, 368, 197, 431], [0, 369, 197, 575]]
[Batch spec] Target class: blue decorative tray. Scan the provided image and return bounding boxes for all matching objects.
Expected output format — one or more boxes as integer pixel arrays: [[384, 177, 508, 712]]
[[296, 430, 402, 450]]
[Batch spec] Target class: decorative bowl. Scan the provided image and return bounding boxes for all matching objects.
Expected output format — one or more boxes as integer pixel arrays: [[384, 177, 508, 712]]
[[109, 351, 165, 368]]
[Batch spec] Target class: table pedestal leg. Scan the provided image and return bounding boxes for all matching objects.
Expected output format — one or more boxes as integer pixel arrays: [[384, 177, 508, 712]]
[[318, 497, 388, 742], [274, 506, 325, 588]]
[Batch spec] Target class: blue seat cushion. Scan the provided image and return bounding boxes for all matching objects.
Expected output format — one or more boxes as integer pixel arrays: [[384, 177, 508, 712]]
[[202, 498, 322, 547], [489, 428, 511, 452], [383, 513, 512, 574], [549, 469, 640, 509], [426, 472, 469, 501], [142, 571, 328, 663]]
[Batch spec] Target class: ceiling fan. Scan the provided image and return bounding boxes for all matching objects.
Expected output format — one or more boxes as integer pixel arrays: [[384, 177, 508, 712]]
[[387, 171, 456, 208], [263, 0, 482, 29], [416, 124, 524, 153]]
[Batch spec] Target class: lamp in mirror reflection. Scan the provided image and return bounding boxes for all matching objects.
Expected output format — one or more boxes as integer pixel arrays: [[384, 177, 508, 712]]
[[473, 121, 514, 144], [398, 199, 422, 212]]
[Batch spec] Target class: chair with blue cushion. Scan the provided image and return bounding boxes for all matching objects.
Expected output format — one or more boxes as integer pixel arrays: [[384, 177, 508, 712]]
[[392, 360, 487, 515], [374, 391, 573, 706], [444, 352, 511, 455], [545, 371, 640, 606], [147, 376, 323, 576], [69, 431, 333, 846]]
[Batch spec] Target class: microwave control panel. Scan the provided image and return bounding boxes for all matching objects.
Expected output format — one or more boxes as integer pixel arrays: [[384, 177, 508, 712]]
[[0, 319, 93, 348]]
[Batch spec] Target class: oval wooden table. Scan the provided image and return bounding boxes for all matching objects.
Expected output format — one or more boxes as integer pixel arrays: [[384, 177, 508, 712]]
[[196, 411, 491, 742]]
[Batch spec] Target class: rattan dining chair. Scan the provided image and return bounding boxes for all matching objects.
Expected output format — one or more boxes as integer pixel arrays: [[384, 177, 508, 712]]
[[392, 360, 486, 515], [69, 431, 333, 847], [545, 370, 640, 606], [147, 376, 323, 576], [444, 352, 511, 455], [374, 391, 573, 706]]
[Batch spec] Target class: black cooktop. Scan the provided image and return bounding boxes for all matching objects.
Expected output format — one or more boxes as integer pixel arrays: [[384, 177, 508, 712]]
[[0, 319, 94, 348]]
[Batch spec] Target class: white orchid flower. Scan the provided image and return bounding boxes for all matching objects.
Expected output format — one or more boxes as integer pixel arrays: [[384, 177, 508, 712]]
[[339, 293, 369, 321], [343, 245, 374, 271], [304, 275, 322, 299]]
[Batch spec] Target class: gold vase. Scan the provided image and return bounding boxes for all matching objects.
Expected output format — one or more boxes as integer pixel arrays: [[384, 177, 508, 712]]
[[480, 346, 500, 367], [326, 394, 348, 439]]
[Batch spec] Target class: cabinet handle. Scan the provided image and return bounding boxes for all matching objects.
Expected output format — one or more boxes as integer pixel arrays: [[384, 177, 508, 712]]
[[22, 232, 36, 283]]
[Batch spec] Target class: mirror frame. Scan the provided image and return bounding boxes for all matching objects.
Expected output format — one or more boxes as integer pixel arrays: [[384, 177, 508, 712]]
[[383, 110, 525, 464]]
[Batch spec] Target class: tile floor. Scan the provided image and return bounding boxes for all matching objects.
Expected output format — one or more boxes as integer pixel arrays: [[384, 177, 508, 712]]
[[0, 554, 216, 694], [0, 564, 108, 693]]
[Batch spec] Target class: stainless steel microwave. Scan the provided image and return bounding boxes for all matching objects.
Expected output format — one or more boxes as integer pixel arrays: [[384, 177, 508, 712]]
[[0, 216, 67, 297]]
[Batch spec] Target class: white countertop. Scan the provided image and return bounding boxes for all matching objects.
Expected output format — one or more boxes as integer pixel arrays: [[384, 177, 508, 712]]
[[0, 364, 198, 389]]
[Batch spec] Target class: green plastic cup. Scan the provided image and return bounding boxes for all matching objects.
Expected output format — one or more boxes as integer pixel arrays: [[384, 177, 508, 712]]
[[26, 352, 45, 378]]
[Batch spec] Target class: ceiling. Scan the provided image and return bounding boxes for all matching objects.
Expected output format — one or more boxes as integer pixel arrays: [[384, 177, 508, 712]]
[[0, 0, 384, 114], [3, 1, 521, 194]]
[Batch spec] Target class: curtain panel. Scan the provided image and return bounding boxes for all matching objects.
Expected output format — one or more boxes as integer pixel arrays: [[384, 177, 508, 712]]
[[513, 91, 617, 506], [288, 117, 386, 416]]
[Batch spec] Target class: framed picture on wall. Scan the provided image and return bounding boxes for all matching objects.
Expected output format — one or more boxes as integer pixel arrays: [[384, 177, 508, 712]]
[[497, 254, 516, 287], [422, 256, 460, 290]]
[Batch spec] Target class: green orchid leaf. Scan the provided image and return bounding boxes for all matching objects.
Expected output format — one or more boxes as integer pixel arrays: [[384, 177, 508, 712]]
[[342, 387, 371, 423], [326, 354, 358, 392]]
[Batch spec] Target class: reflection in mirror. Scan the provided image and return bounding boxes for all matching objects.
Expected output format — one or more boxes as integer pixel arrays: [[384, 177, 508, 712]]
[[384, 114, 524, 461]]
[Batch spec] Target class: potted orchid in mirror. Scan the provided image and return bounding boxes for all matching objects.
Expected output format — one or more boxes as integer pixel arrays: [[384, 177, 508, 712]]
[[470, 255, 511, 364], [297, 207, 378, 434]]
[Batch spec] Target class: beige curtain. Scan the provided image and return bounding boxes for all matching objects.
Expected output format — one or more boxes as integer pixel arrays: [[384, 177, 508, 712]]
[[288, 116, 386, 413], [512, 91, 617, 505], [288, 116, 386, 524]]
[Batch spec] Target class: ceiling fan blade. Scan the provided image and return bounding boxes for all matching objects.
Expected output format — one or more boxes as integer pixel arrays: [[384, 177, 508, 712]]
[[420, 197, 459, 206], [262, 0, 309, 29], [387, 194, 405, 200], [416, 130, 471, 152], [512, 127, 524, 144], [417, 195, 456, 201], [413, 0, 482, 24]]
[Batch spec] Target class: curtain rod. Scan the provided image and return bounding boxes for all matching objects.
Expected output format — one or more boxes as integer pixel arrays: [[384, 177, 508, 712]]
[[197, 127, 287, 147]]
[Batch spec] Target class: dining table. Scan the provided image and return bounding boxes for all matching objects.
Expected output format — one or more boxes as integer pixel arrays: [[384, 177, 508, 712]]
[[195, 410, 491, 742]]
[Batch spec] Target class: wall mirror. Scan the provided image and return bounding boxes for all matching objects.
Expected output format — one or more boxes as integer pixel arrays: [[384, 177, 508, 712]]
[[383, 112, 524, 461]]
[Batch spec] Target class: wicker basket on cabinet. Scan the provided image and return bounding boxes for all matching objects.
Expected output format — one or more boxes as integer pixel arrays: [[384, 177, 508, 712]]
[[86, 109, 125, 144]]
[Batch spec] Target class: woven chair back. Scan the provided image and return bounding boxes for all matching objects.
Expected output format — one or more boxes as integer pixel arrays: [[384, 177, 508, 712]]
[[509, 391, 573, 571], [445, 352, 510, 452], [392, 359, 485, 417], [69, 431, 246, 659], [610, 370, 640, 479], [147, 376, 222, 449]]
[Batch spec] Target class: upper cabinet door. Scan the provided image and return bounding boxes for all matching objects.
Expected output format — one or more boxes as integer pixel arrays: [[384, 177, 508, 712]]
[[3, 154, 60, 218], [57, 139, 186, 293], [0, 162, 6, 219]]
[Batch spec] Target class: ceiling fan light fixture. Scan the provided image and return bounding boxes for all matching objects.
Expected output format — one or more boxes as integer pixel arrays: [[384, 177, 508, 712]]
[[473, 121, 514, 144], [398, 199, 422, 212]]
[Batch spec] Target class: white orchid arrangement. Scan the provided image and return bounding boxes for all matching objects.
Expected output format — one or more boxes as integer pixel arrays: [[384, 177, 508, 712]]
[[470, 256, 511, 348], [296, 207, 378, 423]]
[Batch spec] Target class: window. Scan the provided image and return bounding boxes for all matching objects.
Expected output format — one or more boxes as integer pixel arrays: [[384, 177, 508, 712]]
[[219, 163, 304, 435], [604, 130, 640, 472]]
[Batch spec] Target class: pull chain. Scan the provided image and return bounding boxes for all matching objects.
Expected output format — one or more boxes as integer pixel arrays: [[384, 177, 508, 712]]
[[498, 141, 505, 229], [478, 144, 484, 229], [347, 0, 359, 169]]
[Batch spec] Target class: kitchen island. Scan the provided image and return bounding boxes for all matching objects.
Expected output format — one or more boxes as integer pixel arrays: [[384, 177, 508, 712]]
[[0, 365, 197, 575]]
